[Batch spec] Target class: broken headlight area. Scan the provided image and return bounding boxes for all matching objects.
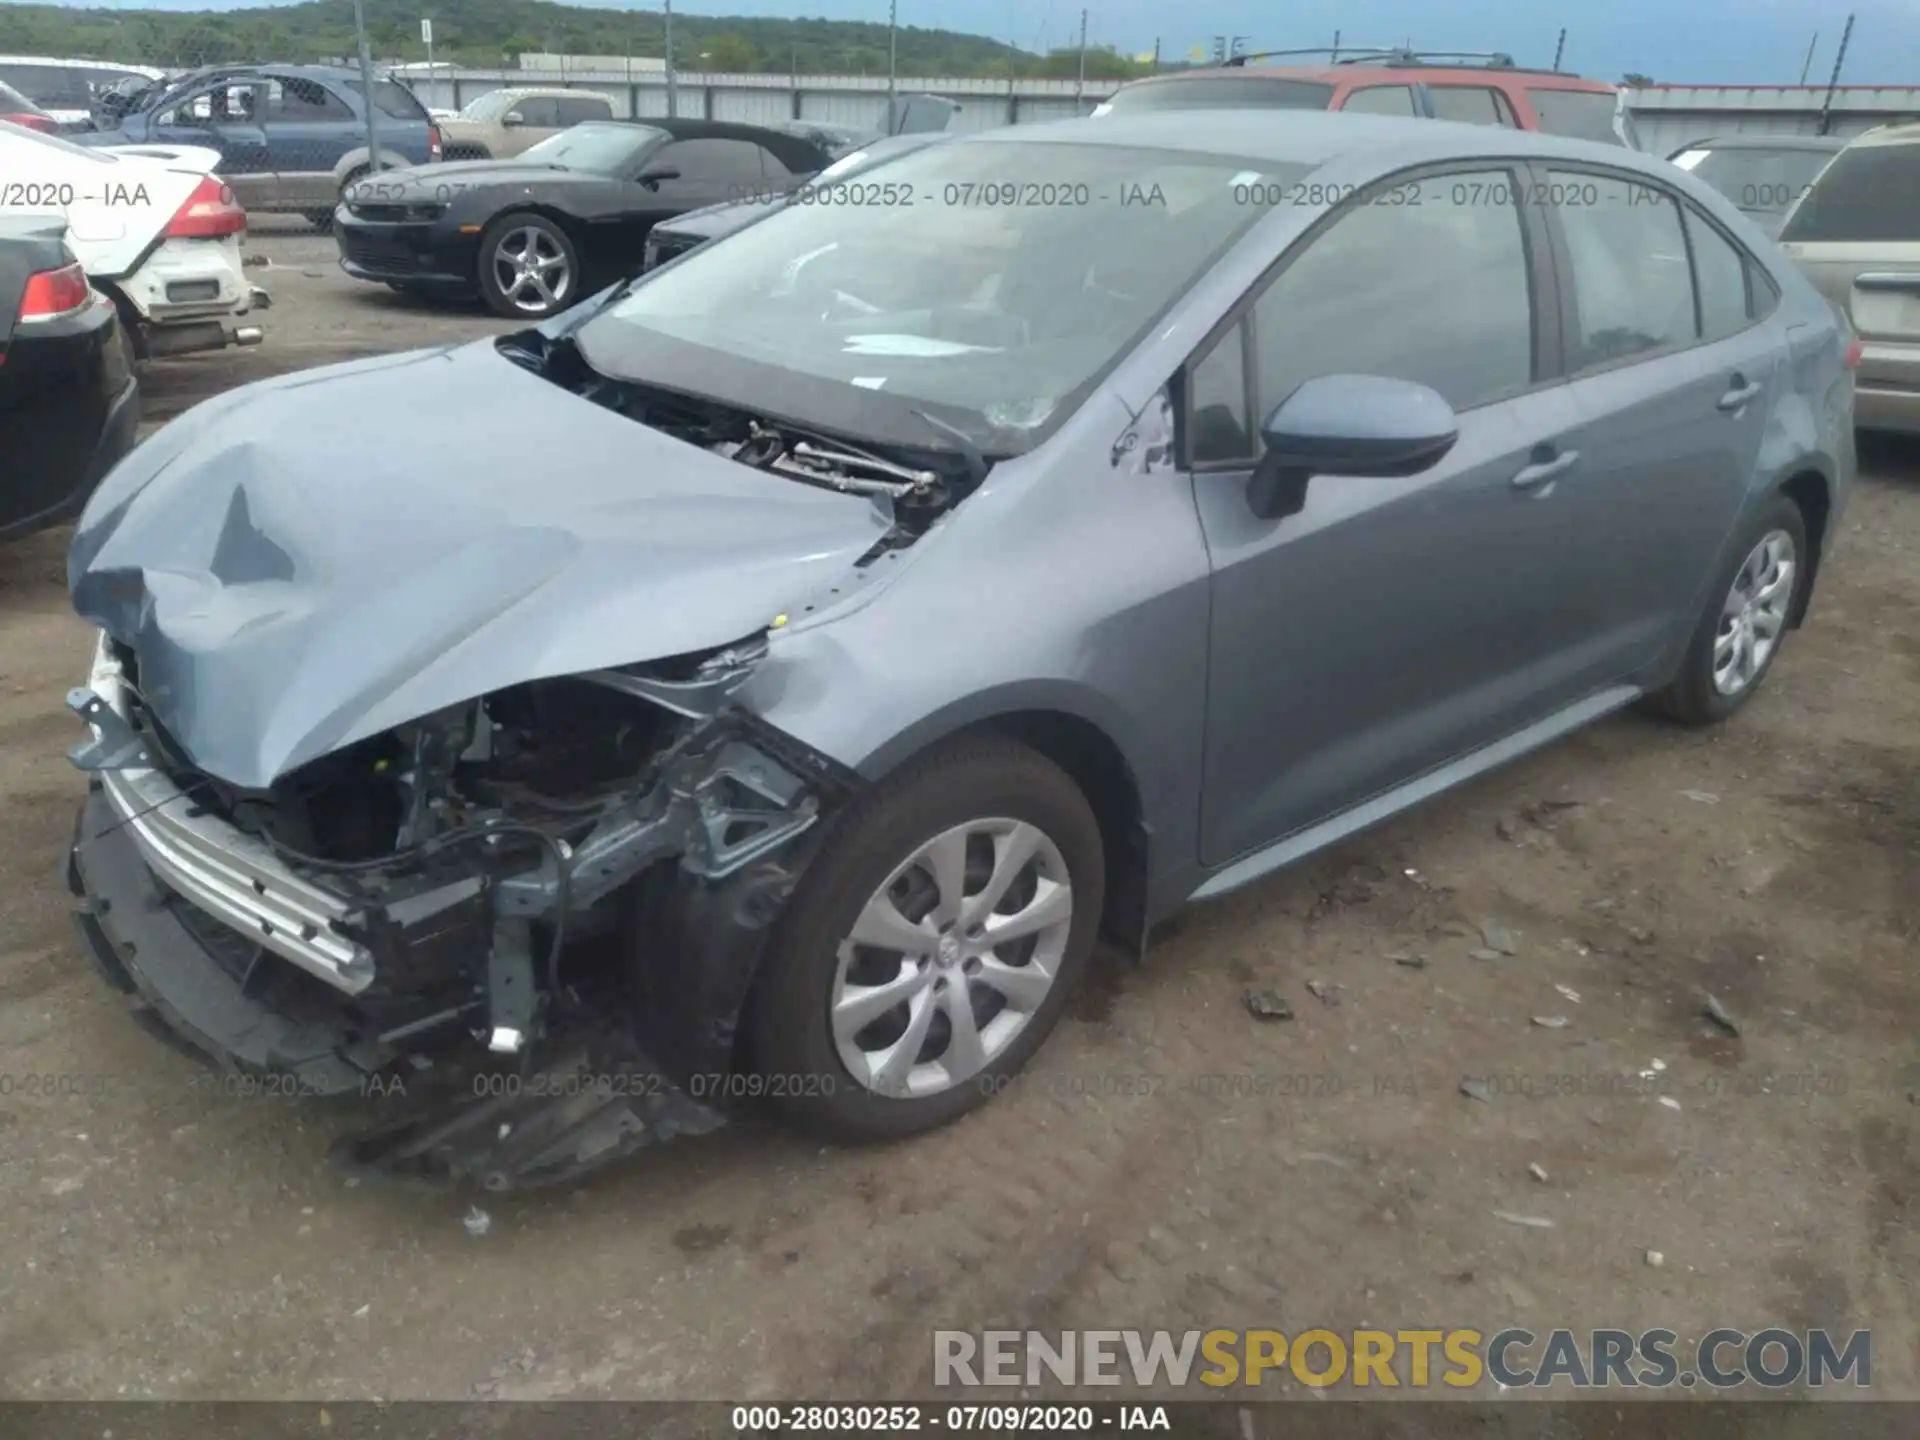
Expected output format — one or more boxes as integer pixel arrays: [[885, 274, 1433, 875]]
[[66, 632, 857, 1189]]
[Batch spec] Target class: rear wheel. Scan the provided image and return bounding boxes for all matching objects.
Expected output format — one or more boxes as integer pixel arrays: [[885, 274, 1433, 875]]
[[1648, 494, 1807, 725], [476, 211, 579, 319], [745, 736, 1105, 1142]]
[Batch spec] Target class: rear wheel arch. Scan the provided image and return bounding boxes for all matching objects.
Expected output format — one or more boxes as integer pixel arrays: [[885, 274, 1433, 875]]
[[1778, 468, 1831, 626]]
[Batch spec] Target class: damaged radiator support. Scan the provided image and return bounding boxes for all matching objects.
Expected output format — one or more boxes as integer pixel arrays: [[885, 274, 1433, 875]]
[[342, 723, 822, 1060]]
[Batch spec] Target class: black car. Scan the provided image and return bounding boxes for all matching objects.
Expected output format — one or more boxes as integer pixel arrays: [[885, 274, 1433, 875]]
[[334, 118, 839, 318], [0, 219, 139, 541], [641, 131, 957, 272]]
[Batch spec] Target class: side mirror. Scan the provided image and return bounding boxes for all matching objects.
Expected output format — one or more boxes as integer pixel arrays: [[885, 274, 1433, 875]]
[[638, 165, 682, 187], [501, 111, 524, 127], [1247, 374, 1459, 519]]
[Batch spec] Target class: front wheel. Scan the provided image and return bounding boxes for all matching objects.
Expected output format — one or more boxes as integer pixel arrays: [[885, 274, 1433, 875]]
[[1648, 494, 1808, 725], [745, 736, 1105, 1142], [476, 211, 579, 319]]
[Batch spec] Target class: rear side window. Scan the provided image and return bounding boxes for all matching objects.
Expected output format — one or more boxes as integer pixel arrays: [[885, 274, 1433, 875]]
[[1429, 86, 1518, 127], [1528, 88, 1626, 145], [1101, 77, 1335, 113], [1548, 171, 1695, 368], [345, 79, 427, 121], [1779, 143, 1920, 242], [510, 96, 560, 127], [1341, 85, 1417, 117], [1685, 207, 1752, 341], [556, 95, 611, 125], [269, 76, 353, 121]]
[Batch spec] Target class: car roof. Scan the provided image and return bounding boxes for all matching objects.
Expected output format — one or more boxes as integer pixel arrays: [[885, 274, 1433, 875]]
[[574, 116, 840, 165], [1847, 120, 1920, 147], [493, 87, 612, 102], [976, 109, 1655, 172], [1678, 133, 1846, 152], [1118, 60, 1617, 93]]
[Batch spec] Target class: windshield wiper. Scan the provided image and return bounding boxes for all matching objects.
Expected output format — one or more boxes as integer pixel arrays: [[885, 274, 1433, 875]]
[[912, 408, 988, 488]]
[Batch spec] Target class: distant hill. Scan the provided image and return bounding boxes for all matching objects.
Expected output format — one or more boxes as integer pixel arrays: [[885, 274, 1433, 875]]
[[0, 0, 1150, 78]]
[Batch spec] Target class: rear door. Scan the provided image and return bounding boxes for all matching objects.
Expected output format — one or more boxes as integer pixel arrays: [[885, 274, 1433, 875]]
[[1778, 137, 1920, 399], [1539, 164, 1785, 673], [262, 75, 357, 208]]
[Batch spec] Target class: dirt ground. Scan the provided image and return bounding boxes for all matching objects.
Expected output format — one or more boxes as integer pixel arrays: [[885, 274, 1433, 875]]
[[0, 223, 1915, 1404]]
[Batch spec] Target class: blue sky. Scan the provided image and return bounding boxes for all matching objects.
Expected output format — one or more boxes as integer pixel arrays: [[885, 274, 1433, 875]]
[[35, 0, 1920, 86]]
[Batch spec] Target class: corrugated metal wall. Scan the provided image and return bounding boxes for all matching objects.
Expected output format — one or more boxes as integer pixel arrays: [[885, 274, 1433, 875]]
[[421, 71, 1920, 147]]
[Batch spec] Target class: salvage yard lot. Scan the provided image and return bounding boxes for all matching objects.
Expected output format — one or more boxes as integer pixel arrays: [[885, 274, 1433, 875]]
[[1, 225, 1916, 1401]]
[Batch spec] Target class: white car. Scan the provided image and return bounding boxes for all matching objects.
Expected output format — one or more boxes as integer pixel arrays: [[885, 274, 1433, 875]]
[[1, 120, 266, 359], [0, 56, 166, 129]]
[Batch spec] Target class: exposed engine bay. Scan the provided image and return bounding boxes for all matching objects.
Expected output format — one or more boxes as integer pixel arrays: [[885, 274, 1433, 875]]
[[67, 630, 862, 1190], [497, 328, 992, 548]]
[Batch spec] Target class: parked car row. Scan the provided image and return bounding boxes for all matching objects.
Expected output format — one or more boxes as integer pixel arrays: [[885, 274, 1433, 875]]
[[0, 216, 139, 540], [61, 85, 1860, 1185]]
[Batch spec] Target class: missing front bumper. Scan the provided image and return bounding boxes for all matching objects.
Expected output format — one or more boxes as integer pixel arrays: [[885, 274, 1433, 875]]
[[68, 787, 728, 1190]]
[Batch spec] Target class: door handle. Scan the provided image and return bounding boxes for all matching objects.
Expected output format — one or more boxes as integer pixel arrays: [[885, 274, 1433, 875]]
[[1512, 449, 1579, 490], [1717, 379, 1762, 412]]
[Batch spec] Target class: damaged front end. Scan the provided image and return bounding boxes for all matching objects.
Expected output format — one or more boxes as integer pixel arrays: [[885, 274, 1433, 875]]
[[66, 629, 858, 1190]]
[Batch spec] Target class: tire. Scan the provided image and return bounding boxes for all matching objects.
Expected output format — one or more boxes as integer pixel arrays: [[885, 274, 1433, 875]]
[[745, 735, 1105, 1143], [475, 210, 580, 320], [1647, 493, 1808, 726]]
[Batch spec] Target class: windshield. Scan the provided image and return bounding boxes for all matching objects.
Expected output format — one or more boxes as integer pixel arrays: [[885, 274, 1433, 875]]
[[521, 122, 662, 171], [582, 140, 1309, 452], [1098, 76, 1335, 114], [1673, 145, 1838, 215]]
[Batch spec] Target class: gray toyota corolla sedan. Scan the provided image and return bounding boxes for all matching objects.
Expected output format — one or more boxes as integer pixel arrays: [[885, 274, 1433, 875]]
[[64, 111, 1854, 1187]]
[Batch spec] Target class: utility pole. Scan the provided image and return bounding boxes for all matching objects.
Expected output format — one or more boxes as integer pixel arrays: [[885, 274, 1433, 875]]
[[350, 0, 382, 176], [1151, 37, 1160, 75], [1331, 29, 1341, 61], [1799, 31, 1820, 85], [1817, 11, 1854, 134], [1551, 28, 1566, 72], [887, 0, 898, 100], [1076, 9, 1087, 106], [664, 0, 676, 117]]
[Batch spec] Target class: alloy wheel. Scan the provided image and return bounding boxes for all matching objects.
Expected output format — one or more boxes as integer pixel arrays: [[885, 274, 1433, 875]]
[[1713, 528, 1795, 696], [491, 226, 572, 313]]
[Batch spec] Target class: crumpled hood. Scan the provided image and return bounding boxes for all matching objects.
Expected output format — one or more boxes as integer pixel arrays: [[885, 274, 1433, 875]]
[[68, 340, 889, 789]]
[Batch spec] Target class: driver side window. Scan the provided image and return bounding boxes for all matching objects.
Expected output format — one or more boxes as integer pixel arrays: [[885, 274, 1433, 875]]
[[1185, 167, 1537, 467]]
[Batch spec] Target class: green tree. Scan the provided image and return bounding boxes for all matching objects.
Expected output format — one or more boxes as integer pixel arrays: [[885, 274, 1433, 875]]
[[704, 33, 756, 72]]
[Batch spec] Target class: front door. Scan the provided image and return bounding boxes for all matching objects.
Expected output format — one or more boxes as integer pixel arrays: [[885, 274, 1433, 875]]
[[1192, 166, 1608, 866], [155, 81, 274, 210]]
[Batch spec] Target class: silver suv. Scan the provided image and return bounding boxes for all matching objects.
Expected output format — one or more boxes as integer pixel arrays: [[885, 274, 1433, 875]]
[[1778, 122, 1920, 432], [436, 87, 614, 161]]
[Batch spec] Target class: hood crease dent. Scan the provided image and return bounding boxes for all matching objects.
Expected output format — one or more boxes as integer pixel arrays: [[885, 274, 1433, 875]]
[[69, 342, 892, 789]]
